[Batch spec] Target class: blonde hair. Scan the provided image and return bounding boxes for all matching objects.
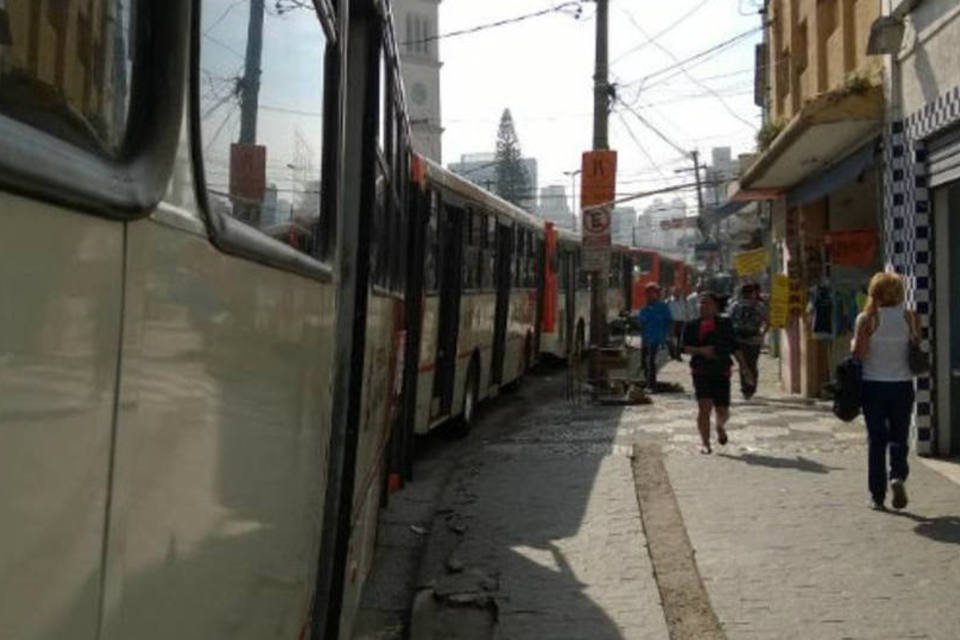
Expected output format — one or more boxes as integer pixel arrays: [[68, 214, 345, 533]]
[[864, 272, 905, 316]]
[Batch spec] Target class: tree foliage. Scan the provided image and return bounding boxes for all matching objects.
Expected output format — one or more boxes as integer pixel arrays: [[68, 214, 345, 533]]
[[494, 109, 531, 209]]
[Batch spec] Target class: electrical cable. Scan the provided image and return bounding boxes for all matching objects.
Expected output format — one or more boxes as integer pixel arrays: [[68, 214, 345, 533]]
[[614, 112, 669, 182], [615, 98, 691, 159], [611, 0, 713, 66], [617, 25, 762, 91], [401, 2, 584, 47], [618, 9, 759, 129]]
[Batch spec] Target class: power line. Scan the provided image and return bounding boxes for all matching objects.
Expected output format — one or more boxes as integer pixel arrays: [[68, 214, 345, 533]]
[[611, 0, 713, 66], [615, 98, 690, 159], [203, 0, 247, 36], [618, 25, 762, 91], [617, 10, 759, 129], [402, 2, 584, 46], [203, 33, 246, 61], [614, 112, 669, 182]]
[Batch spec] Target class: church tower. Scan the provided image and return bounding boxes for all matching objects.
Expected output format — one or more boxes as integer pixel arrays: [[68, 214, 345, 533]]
[[391, 0, 443, 162]]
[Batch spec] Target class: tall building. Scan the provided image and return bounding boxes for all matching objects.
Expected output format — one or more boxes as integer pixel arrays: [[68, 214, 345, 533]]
[[539, 185, 575, 230], [447, 152, 538, 212], [638, 198, 686, 250], [704, 147, 737, 208], [610, 207, 636, 246], [392, 0, 443, 162]]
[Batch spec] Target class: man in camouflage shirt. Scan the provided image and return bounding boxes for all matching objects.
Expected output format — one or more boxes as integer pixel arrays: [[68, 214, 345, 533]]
[[728, 283, 767, 399]]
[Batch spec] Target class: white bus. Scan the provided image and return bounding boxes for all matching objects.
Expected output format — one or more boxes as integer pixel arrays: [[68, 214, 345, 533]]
[[411, 157, 547, 435], [0, 1, 597, 637]]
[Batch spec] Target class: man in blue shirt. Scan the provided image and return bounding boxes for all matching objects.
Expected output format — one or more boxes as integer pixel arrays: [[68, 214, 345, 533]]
[[633, 283, 673, 390]]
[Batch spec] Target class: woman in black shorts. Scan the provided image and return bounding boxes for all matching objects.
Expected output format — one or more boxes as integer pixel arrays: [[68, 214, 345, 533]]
[[682, 292, 736, 453]]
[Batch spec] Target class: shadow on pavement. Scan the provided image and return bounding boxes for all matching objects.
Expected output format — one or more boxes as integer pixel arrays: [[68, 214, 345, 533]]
[[717, 452, 843, 474], [419, 391, 636, 639], [889, 510, 960, 545]]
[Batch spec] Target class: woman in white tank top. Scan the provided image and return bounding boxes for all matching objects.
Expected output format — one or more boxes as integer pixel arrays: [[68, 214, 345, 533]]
[[851, 272, 917, 511]]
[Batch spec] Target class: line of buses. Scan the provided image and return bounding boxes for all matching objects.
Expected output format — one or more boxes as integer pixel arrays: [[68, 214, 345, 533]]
[[0, 1, 694, 638]]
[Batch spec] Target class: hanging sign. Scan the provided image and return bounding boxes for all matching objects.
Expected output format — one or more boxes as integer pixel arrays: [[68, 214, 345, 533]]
[[733, 247, 770, 277], [768, 274, 790, 328], [824, 229, 877, 267], [580, 150, 617, 272], [229, 143, 267, 203]]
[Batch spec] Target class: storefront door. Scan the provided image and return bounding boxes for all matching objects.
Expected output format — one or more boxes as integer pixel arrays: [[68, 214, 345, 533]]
[[934, 182, 960, 454]]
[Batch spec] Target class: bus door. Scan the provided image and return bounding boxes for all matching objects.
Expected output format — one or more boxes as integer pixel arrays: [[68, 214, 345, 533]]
[[563, 249, 577, 354], [490, 221, 513, 385], [622, 253, 634, 310], [533, 235, 546, 356], [432, 203, 464, 416]]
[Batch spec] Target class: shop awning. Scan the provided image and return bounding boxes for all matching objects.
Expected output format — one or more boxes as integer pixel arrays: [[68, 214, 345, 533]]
[[739, 84, 884, 191], [710, 199, 750, 219], [786, 138, 878, 207]]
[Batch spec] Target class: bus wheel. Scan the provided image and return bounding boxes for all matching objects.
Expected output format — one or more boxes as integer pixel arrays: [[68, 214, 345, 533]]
[[452, 358, 479, 438]]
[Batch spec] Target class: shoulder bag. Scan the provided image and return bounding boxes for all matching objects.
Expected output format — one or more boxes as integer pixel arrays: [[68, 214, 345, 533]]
[[905, 311, 931, 375]]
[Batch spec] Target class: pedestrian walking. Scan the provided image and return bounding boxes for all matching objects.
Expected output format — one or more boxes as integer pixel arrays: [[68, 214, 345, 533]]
[[632, 283, 673, 390], [728, 283, 767, 399], [682, 292, 735, 454], [666, 287, 688, 361], [685, 279, 704, 322], [851, 272, 917, 511]]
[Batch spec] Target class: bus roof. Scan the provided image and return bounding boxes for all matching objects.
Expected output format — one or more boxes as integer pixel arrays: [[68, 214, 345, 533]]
[[419, 154, 547, 231]]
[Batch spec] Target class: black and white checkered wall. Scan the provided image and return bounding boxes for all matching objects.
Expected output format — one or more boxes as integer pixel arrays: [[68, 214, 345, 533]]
[[883, 85, 960, 455]]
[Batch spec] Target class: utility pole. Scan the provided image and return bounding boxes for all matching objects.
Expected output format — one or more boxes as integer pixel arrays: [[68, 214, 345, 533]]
[[590, 0, 610, 347], [233, 0, 265, 226], [239, 0, 265, 145], [691, 150, 704, 220], [593, 0, 609, 151]]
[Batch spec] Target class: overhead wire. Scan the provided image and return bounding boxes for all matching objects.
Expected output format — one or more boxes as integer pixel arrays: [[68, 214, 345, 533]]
[[617, 7, 759, 129], [615, 97, 691, 159], [611, 0, 713, 66], [613, 112, 669, 183], [617, 25, 763, 92], [402, 2, 585, 46]]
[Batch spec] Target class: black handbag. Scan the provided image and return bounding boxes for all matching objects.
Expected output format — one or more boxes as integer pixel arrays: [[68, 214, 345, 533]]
[[833, 356, 862, 422], [908, 339, 931, 375], [906, 312, 931, 375]]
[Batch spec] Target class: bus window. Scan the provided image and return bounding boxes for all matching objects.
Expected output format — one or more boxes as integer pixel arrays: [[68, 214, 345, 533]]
[[424, 190, 439, 293], [0, 0, 134, 156], [198, 0, 330, 258], [514, 228, 524, 287]]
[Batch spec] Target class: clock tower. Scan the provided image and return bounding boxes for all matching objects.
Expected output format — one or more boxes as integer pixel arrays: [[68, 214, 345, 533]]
[[391, 0, 443, 163]]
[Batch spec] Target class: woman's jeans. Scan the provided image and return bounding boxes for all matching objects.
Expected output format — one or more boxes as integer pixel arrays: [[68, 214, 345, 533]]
[[861, 380, 915, 501]]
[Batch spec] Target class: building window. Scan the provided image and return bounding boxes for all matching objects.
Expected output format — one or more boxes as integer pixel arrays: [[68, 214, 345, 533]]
[[818, 0, 838, 37], [796, 20, 808, 74], [0, 0, 134, 156]]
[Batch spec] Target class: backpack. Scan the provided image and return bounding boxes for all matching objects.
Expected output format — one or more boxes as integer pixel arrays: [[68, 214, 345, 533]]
[[730, 300, 765, 338], [832, 356, 862, 422]]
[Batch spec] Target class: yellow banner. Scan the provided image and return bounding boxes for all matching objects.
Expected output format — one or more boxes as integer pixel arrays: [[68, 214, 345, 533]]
[[734, 248, 770, 276], [768, 274, 790, 329]]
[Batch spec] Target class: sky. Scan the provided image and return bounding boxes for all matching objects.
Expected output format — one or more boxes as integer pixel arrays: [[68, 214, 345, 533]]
[[437, 0, 766, 215]]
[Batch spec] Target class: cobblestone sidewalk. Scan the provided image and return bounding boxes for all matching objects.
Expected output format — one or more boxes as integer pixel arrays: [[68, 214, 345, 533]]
[[406, 355, 960, 639]]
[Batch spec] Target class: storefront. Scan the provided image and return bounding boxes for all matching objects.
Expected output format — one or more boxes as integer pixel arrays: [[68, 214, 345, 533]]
[[880, 0, 960, 456], [778, 143, 882, 398], [737, 84, 885, 399]]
